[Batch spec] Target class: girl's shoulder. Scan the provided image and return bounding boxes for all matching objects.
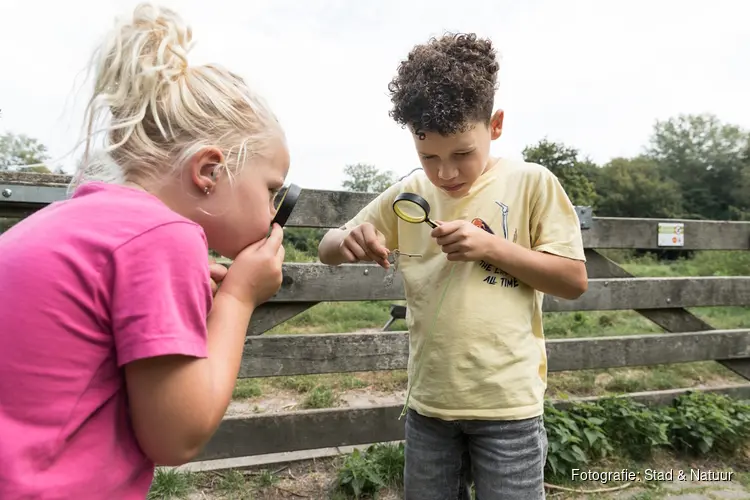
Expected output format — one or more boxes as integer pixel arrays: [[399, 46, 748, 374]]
[[67, 181, 207, 251]]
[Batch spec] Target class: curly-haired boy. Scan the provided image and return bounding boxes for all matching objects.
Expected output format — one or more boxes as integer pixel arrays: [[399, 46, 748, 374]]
[[319, 33, 588, 500]]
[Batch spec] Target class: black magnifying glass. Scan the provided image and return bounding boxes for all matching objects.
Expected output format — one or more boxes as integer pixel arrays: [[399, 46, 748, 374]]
[[392, 192, 438, 228], [271, 183, 301, 228]]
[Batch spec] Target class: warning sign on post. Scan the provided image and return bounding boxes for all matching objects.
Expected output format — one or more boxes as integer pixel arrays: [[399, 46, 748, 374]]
[[657, 222, 684, 247]]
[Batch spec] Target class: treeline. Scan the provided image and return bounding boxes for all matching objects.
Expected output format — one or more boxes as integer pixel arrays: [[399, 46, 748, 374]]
[[525, 113, 749, 222], [342, 113, 750, 222], [3, 113, 748, 258], [286, 113, 750, 259]]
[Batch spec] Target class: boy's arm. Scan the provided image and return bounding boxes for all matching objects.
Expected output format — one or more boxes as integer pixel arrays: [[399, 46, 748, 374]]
[[318, 228, 353, 266], [491, 169, 587, 299], [432, 169, 587, 299], [319, 183, 401, 266], [484, 238, 587, 299]]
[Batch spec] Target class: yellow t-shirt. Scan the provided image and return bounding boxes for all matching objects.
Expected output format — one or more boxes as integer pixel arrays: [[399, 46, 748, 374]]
[[343, 157, 586, 421]]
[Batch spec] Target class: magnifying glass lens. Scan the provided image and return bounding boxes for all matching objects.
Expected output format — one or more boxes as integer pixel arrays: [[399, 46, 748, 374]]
[[271, 183, 301, 228], [394, 200, 426, 222], [273, 187, 288, 210]]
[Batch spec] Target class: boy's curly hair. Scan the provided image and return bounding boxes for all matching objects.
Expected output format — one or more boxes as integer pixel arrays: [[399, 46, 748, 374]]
[[387, 32, 500, 137]]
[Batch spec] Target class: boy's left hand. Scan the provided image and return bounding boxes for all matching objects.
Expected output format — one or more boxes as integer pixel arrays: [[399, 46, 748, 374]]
[[431, 220, 494, 261]]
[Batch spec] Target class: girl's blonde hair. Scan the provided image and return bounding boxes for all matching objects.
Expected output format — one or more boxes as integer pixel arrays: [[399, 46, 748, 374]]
[[70, 3, 283, 191]]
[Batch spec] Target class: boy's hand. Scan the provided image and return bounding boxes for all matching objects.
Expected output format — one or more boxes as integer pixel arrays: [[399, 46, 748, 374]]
[[431, 220, 494, 262], [340, 222, 390, 268]]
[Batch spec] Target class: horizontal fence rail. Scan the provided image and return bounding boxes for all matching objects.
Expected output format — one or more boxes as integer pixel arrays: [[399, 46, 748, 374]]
[[197, 384, 750, 461], [264, 266, 750, 306], [198, 329, 750, 460], [239, 329, 750, 378], [248, 271, 750, 334], [2, 173, 750, 250]]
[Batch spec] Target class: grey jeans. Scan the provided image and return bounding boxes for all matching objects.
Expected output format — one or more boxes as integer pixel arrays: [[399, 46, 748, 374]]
[[403, 409, 548, 500]]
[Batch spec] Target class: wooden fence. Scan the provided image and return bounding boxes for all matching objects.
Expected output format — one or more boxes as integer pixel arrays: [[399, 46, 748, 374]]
[[1, 171, 750, 465]]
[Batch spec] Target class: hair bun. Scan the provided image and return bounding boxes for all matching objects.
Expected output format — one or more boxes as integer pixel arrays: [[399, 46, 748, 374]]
[[73, 2, 284, 194], [127, 3, 193, 80]]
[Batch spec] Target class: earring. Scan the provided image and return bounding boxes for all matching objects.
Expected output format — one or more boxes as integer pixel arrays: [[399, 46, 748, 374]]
[[204, 186, 210, 195]]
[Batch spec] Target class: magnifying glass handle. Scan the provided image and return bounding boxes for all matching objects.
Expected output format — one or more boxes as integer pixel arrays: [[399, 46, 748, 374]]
[[425, 219, 438, 229]]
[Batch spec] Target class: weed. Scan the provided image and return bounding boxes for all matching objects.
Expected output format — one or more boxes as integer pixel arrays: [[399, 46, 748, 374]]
[[667, 391, 750, 455], [544, 401, 612, 478], [277, 375, 318, 393], [216, 469, 247, 492], [574, 397, 671, 460], [303, 385, 336, 408], [336, 443, 404, 498], [331, 393, 750, 497], [232, 379, 262, 399], [255, 469, 278, 487], [337, 448, 386, 498], [147, 468, 192, 499]]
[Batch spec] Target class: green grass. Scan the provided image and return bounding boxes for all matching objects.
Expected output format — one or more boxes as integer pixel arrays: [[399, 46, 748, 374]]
[[614, 249, 750, 277], [266, 300, 405, 335], [147, 469, 193, 500]]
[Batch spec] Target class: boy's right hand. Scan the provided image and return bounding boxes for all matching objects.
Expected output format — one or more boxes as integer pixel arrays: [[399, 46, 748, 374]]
[[219, 224, 286, 309], [339, 222, 390, 268]]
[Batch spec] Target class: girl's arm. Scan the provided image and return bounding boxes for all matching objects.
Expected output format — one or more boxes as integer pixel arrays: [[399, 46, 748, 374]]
[[124, 293, 253, 465], [116, 223, 283, 466]]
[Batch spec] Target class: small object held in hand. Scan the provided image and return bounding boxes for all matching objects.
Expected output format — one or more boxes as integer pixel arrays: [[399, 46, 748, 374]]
[[383, 249, 422, 287], [271, 183, 301, 228], [392, 192, 438, 228]]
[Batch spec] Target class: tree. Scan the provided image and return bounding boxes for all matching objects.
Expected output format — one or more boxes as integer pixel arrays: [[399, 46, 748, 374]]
[[17, 165, 52, 174], [342, 163, 397, 194], [522, 139, 598, 206], [0, 133, 50, 171], [647, 113, 750, 220], [594, 156, 683, 218], [728, 141, 750, 221]]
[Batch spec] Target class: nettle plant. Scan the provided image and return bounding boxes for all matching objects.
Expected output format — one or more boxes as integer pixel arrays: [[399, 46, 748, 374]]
[[332, 393, 750, 496], [543, 392, 750, 480]]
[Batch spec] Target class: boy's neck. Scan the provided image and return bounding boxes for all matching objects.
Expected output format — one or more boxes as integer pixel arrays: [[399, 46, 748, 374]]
[[482, 156, 500, 176]]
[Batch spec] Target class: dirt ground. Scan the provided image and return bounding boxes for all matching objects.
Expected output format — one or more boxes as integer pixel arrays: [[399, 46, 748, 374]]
[[185, 456, 401, 499], [225, 387, 407, 418], [182, 450, 750, 500]]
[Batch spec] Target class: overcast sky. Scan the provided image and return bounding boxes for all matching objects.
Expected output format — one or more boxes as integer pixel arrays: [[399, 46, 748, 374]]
[[1, 0, 748, 190]]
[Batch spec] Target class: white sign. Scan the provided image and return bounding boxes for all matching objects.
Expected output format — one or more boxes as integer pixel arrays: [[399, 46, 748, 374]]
[[657, 222, 684, 247]]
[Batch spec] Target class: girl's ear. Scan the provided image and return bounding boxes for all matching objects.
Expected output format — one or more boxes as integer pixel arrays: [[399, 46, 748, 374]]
[[189, 147, 225, 194]]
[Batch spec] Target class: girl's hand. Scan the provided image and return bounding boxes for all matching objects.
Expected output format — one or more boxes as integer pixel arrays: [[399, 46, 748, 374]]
[[431, 220, 494, 262], [218, 224, 286, 309], [208, 258, 228, 296]]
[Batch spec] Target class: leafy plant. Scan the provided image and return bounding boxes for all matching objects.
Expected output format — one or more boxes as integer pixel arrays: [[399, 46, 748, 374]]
[[576, 397, 671, 459], [331, 394, 750, 498], [336, 448, 386, 498], [667, 392, 750, 455], [544, 401, 611, 479], [366, 442, 405, 484]]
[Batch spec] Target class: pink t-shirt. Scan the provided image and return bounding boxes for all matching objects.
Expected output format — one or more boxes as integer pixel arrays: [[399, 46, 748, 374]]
[[0, 182, 212, 499]]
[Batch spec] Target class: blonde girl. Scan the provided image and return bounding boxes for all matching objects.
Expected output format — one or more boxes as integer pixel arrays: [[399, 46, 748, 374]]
[[0, 4, 288, 498]]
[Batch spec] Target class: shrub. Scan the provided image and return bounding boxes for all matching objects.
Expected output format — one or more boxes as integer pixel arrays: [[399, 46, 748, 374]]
[[332, 393, 750, 497], [336, 443, 404, 498], [667, 391, 750, 455]]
